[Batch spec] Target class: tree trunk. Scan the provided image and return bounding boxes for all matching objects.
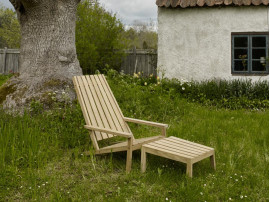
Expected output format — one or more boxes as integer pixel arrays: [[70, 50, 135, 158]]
[[1, 0, 82, 111]]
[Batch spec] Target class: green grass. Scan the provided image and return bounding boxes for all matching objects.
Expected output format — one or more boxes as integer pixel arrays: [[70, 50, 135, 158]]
[[0, 74, 268, 201], [0, 74, 12, 86]]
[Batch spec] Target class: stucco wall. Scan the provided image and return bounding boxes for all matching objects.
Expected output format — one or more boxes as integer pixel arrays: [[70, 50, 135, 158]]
[[157, 6, 269, 81]]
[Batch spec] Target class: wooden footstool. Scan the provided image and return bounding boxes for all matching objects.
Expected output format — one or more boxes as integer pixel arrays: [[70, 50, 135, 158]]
[[141, 136, 216, 177]]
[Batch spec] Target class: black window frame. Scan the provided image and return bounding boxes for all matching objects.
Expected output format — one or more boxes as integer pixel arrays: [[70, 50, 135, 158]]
[[231, 32, 269, 75]]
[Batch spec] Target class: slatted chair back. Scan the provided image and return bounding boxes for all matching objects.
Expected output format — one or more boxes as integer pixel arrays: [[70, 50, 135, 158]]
[[73, 75, 132, 149]]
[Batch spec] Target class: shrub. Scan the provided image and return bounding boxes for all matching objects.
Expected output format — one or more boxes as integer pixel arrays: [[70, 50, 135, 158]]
[[76, 0, 126, 74], [106, 70, 269, 110]]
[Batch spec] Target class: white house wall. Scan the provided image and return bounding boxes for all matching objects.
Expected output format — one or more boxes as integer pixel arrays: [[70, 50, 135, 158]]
[[157, 6, 269, 81]]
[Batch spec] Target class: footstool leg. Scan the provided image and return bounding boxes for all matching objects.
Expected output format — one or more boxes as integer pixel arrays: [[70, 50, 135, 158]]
[[210, 153, 216, 170], [141, 147, 147, 173], [186, 163, 193, 177]]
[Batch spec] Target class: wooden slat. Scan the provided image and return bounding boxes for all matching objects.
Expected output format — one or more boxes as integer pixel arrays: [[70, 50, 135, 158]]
[[98, 75, 131, 134], [149, 141, 198, 157], [79, 76, 106, 140], [83, 76, 109, 140], [97, 136, 164, 154], [77, 76, 104, 141], [143, 144, 190, 163], [84, 125, 131, 138], [191, 150, 215, 164], [152, 139, 205, 156], [169, 136, 213, 150], [124, 117, 168, 128], [164, 138, 210, 152], [94, 75, 124, 135], [73, 77, 101, 148], [89, 75, 116, 138], [146, 142, 196, 158]]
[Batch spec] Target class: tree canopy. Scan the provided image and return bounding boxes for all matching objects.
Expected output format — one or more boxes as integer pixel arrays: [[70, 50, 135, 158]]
[[0, 7, 20, 48], [76, 0, 127, 74]]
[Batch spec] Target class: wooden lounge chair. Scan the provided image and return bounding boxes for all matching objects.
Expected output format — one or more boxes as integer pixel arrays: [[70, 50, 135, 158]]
[[73, 74, 168, 173]]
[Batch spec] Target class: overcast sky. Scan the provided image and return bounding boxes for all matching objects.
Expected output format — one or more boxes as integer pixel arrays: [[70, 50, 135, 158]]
[[1, 0, 157, 25]]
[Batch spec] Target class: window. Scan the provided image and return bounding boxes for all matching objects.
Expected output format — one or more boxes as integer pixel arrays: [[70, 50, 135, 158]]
[[232, 33, 269, 74]]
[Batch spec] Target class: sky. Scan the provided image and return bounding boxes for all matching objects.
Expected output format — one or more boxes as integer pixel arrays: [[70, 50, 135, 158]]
[[1, 0, 157, 26]]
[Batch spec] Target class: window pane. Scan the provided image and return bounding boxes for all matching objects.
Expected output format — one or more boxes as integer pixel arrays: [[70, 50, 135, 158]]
[[234, 60, 248, 71], [252, 37, 266, 47], [234, 37, 248, 47], [252, 61, 267, 72], [252, 49, 266, 59], [234, 49, 248, 59]]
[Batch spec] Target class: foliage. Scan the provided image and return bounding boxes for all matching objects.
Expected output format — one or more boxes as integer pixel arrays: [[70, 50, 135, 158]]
[[76, 0, 127, 74], [0, 7, 20, 48], [0, 74, 12, 86], [106, 70, 268, 110], [123, 20, 158, 49], [0, 72, 268, 201]]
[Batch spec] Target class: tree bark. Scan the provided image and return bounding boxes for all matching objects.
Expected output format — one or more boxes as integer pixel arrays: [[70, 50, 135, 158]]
[[1, 0, 82, 111]]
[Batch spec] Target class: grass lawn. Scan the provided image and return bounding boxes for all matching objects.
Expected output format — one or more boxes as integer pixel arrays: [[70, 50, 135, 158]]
[[0, 75, 268, 201]]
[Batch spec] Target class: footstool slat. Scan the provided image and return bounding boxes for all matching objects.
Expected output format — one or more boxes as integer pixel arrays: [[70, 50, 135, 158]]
[[165, 138, 210, 152], [149, 141, 200, 157], [143, 144, 191, 162], [155, 139, 207, 155], [170, 136, 213, 150], [141, 136, 216, 177]]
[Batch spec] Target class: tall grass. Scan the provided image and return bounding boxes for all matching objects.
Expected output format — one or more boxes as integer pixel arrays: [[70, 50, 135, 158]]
[[0, 72, 268, 201]]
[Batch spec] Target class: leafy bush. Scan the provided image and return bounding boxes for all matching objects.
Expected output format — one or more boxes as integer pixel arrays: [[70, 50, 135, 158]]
[[0, 7, 20, 48], [106, 69, 269, 110], [76, 0, 126, 74]]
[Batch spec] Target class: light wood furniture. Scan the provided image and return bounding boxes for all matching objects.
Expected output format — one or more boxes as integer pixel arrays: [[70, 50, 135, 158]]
[[73, 74, 168, 173], [141, 136, 216, 177]]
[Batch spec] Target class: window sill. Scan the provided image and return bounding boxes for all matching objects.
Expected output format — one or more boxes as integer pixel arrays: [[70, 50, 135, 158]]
[[231, 73, 269, 76]]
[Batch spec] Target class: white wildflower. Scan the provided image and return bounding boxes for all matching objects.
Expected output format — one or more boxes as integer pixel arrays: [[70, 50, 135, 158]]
[[204, 184, 207, 187], [144, 82, 147, 86], [200, 192, 203, 195], [240, 195, 243, 199], [165, 198, 168, 201], [229, 198, 232, 201], [235, 179, 238, 182], [182, 87, 185, 90]]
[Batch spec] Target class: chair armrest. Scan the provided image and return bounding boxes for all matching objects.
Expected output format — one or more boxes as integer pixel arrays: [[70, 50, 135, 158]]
[[123, 117, 168, 128], [84, 125, 132, 138]]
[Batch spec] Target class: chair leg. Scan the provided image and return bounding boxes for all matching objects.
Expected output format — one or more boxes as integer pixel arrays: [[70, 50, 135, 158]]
[[210, 154, 216, 170], [141, 147, 147, 173], [126, 138, 133, 173], [186, 163, 193, 177]]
